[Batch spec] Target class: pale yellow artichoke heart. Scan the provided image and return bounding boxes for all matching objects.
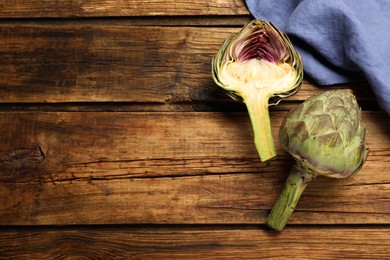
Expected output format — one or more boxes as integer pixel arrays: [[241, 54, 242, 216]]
[[219, 59, 296, 96]]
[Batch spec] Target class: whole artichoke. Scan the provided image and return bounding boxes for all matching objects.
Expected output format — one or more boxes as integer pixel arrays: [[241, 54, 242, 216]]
[[267, 89, 369, 231], [212, 20, 303, 162]]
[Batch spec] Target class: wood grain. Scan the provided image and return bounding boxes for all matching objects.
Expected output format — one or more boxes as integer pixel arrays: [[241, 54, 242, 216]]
[[0, 0, 249, 18], [0, 25, 376, 109], [0, 111, 388, 225], [1, 227, 390, 259], [1, 0, 389, 258]]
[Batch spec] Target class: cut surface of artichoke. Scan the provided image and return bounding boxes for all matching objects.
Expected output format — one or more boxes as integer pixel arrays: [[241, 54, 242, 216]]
[[220, 59, 296, 93]]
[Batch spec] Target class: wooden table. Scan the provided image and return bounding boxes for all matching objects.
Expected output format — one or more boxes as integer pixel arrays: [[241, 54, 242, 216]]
[[1, 1, 389, 258]]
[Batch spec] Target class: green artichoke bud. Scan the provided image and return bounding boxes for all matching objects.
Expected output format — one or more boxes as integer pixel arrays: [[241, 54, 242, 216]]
[[212, 19, 303, 162], [267, 89, 369, 231]]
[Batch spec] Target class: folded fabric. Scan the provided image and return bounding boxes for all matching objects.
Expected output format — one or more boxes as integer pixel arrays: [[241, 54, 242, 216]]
[[246, 0, 390, 115]]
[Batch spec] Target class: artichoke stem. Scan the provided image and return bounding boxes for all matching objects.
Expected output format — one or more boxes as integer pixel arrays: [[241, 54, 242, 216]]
[[266, 164, 315, 231], [244, 93, 276, 162]]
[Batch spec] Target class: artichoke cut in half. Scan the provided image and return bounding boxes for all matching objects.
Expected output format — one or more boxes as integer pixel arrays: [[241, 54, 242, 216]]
[[267, 89, 369, 231], [212, 19, 303, 162]]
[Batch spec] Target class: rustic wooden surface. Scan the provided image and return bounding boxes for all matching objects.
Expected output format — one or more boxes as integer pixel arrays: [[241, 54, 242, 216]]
[[1, 227, 390, 259], [0, 0, 389, 259]]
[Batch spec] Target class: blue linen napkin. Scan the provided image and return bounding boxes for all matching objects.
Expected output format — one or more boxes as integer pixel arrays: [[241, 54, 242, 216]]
[[246, 0, 390, 115]]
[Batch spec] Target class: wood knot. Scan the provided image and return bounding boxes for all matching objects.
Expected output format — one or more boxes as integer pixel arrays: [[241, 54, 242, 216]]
[[0, 146, 45, 180]]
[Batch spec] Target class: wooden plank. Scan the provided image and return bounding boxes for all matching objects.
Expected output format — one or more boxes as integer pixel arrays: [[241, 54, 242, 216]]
[[1, 227, 390, 258], [0, 25, 376, 107], [0, 111, 388, 225], [0, 16, 253, 27], [0, 111, 387, 180], [0, 0, 249, 18]]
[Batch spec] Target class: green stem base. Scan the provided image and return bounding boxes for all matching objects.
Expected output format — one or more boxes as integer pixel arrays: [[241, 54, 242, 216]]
[[266, 163, 316, 231], [244, 93, 276, 162]]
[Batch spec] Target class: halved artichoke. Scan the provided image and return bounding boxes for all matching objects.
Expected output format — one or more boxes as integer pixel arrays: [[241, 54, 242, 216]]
[[212, 20, 303, 162]]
